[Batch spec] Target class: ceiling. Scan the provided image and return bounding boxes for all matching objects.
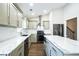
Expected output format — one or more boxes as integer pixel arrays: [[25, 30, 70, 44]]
[[17, 3, 67, 18]]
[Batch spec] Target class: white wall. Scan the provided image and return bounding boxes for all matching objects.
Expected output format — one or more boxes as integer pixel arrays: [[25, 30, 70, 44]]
[[52, 8, 64, 24], [49, 8, 64, 34], [41, 14, 49, 26], [64, 3, 79, 40], [49, 11, 53, 34], [27, 8, 64, 35]]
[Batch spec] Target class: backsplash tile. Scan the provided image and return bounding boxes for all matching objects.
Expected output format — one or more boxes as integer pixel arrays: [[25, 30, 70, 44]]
[[0, 26, 18, 42]]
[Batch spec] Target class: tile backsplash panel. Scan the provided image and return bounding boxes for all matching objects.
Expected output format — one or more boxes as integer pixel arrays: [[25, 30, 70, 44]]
[[0, 26, 18, 42]]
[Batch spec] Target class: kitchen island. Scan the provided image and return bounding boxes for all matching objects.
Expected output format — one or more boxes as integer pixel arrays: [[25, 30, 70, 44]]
[[44, 35, 79, 56]]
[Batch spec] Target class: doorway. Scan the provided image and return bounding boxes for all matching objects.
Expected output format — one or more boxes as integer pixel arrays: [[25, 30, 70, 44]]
[[66, 17, 77, 40]]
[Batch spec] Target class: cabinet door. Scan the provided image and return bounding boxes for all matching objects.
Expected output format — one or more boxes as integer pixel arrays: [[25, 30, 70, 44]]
[[9, 4, 18, 27], [53, 46, 63, 56], [18, 18, 22, 27], [45, 39, 63, 56], [0, 3, 8, 25], [9, 42, 24, 56], [17, 44, 24, 56], [45, 41, 48, 55], [17, 12, 22, 28], [50, 43, 63, 56], [45, 39, 51, 56]]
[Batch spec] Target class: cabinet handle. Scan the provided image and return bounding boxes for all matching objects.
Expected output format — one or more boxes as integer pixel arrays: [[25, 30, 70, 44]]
[[52, 47, 57, 55], [50, 50, 51, 56], [52, 47, 56, 52]]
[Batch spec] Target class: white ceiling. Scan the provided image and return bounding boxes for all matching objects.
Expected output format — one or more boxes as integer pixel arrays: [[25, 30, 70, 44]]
[[17, 3, 67, 18]]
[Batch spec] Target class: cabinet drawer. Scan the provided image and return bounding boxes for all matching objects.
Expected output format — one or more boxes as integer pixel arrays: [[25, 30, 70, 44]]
[[49, 43, 64, 56], [44, 39, 64, 56], [50, 46, 63, 56], [46, 40, 64, 56]]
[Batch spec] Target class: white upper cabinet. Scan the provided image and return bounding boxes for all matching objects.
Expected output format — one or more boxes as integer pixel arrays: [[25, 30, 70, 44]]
[[0, 3, 23, 27], [9, 4, 18, 27], [0, 3, 8, 25], [17, 11, 22, 28]]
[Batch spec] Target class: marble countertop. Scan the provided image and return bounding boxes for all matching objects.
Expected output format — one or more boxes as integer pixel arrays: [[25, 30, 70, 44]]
[[0, 34, 31, 55], [44, 35, 79, 55]]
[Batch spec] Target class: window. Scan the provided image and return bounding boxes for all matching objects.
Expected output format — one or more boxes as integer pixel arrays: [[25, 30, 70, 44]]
[[28, 21, 38, 29], [43, 21, 49, 29]]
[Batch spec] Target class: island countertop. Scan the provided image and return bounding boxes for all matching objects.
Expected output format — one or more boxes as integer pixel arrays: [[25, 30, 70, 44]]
[[44, 35, 79, 55]]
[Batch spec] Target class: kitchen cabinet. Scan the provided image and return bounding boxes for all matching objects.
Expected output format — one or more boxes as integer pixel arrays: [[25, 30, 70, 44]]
[[44, 39, 64, 56], [17, 10, 23, 28], [9, 42, 24, 56], [44, 39, 51, 56], [49, 41, 63, 56], [24, 38, 29, 56], [0, 3, 23, 27], [28, 35, 32, 48], [37, 31, 44, 42], [18, 17, 22, 28], [0, 3, 8, 25], [17, 11, 22, 28], [9, 4, 18, 27], [45, 41, 50, 56]]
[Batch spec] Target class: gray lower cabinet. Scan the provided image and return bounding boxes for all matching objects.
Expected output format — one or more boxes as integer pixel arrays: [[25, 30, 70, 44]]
[[50, 44, 64, 56], [44, 39, 64, 56], [44, 39, 51, 56], [9, 42, 24, 56], [46, 40, 51, 56]]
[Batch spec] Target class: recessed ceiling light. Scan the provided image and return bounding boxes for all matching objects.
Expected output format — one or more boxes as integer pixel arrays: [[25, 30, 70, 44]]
[[31, 13, 35, 15], [29, 3, 34, 7], [43, 10, 47, 14]]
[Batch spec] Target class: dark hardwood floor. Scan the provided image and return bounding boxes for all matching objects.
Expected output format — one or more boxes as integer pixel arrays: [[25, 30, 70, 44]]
[[28, 42, 46, 56]]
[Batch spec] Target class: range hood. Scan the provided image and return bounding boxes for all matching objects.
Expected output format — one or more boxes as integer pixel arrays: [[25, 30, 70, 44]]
[[37, 15, 44, 31]]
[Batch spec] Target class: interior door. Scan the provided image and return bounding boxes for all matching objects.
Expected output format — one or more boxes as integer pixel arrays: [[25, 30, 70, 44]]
[[66, 17, 77, 40]]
